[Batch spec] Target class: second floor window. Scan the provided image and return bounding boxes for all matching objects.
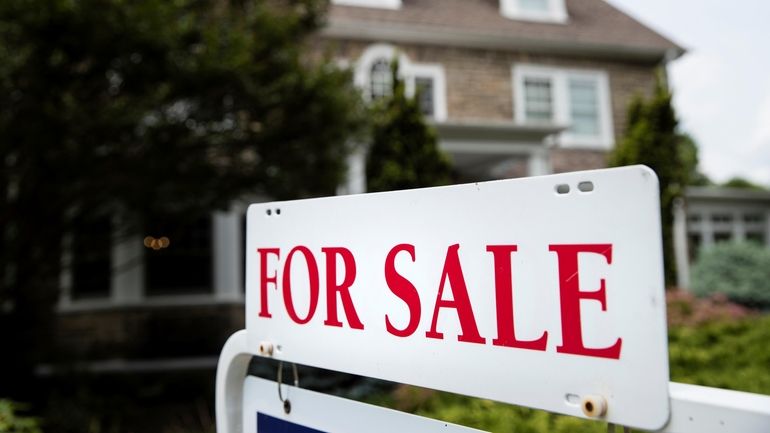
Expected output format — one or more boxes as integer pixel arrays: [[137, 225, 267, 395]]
[[356, 44, 447, 122], [514, 64, 614, 149], [523, 77, 554, 122], [369, 59, 393, 101], [415, 76, 435, 118]]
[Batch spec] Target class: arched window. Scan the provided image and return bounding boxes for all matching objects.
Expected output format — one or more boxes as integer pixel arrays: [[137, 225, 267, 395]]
[[369, 59, 392, 100]]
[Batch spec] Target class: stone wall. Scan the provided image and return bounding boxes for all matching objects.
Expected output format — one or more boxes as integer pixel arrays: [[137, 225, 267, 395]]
[[319, 38, 659, 142], [55, 303, 244, 361]]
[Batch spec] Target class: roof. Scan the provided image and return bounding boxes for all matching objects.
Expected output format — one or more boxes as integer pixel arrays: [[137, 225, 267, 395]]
[[686, 186, 770, 203], [324, 0, 684, 62]]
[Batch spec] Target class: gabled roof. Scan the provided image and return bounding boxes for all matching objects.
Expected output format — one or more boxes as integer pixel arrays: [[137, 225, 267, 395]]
[[323, 0, 684, 62]]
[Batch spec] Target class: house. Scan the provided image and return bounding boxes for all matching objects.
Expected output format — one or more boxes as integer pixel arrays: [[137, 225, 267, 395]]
[[52, 0, 683, 374], [674, 187, 770, 289]]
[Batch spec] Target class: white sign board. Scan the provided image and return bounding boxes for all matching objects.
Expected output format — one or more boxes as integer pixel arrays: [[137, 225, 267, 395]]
[[243, 376, 487, 433], [245, 166, 670, 430]]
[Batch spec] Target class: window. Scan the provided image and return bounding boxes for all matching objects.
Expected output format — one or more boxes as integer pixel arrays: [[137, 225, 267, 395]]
[[415, 76, 435, 118], [500, 0, 567, 23], [513, 65, 614, 148], [369, 59, 393, 101], [145, 215, 213, 295], [568, 78, 600, 136], [331, 0, 401, 9], [687, 233, 701, 262], [523, 77, 554, 122], [746, 232, 765, 245], [355, 44, 447, 121], [520, 0, 549, 12], [711, 214, 733, 224], [70, 216, 112, 300]]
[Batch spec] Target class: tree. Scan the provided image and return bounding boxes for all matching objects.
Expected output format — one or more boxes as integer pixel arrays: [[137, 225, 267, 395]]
[[366, 62, 452, 192], [0, 0, 363, 398], [722, 177, 766, 190], [608, 75, 696, 286]]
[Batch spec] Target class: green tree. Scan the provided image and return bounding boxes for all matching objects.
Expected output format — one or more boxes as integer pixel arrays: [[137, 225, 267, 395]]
[[0, 0, 363, 398], [366, 62, 452, 192], [722, 177, 766, 190], [608, 75, 696, 286]]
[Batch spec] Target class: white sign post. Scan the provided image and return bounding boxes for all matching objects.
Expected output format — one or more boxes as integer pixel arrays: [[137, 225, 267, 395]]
[[242, 166, 670, 430]]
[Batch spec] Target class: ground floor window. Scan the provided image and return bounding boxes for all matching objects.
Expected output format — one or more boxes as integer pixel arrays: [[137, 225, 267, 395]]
[[144, 214, 213, 296]]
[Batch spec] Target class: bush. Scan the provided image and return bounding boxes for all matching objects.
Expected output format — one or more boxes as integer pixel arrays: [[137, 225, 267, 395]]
[[0, 400, 41, 433], [691, 242, 770, 308]]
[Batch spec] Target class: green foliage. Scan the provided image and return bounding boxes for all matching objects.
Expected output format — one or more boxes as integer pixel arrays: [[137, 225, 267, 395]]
[[366, 61, 452, 192], [379, 314, 770, 433], [669, 315, 770, 394], [722, 177, 767, 190], [0, 400, 42, 433], [608, 75, 696, 285], [691, 242, 770, 308], [0, 0, 363, 397]]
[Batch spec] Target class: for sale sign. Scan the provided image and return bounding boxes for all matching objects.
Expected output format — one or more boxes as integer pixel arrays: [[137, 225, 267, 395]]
[[245, 166, 670, 430]]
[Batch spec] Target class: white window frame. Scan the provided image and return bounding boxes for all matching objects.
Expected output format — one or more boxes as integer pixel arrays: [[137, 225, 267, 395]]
[[513, 64, 614, 149], [331, 0, 401, 10], [355, 44, 447, 122], [500, 0, 568, 23], [58, 207, 246, 311]]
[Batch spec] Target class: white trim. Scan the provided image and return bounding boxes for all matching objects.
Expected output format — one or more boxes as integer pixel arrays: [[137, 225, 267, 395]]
[[512, 64, 614, 150], [57, 294, 244, 313], [36, 356, 220, 376], [213, 209, 244, 301], [500, 0, 568, 24], [355, 43, 448, 122], [59, 206, 247, 311], [331, 0, 400, 10], [407, 63, 448, 122]]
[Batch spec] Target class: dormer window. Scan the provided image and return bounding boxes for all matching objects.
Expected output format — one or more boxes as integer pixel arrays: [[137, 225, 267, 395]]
[[500, 0, 568, 23], [331, 0, 401, 10]]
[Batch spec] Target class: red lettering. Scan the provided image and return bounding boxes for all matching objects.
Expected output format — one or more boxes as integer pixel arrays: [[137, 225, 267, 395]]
[[258, 248, 280, 318], [384, 244, 421, 337], [282, 246, 320, 325], [426, 244, 485, 344], [487, 245, 548, 351], [549, 244, 622, 359], [322, 247, 364, 329]]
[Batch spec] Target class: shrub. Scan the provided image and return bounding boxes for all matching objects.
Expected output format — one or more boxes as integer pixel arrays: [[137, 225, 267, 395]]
[[666, 290, 755, 327], [691, 241, 770, 308], [0, 400, 41, 433]]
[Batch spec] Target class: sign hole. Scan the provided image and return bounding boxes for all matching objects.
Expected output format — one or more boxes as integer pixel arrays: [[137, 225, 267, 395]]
[[266, 209, 272, 216], [578, 181, 594, 192], [276, 208, 281, 215], [555, 184, 570, 194], [283, 399, 291, 414]]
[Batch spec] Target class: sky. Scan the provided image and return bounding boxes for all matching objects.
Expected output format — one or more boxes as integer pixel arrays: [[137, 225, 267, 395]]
[[606, 0, 770, 187]]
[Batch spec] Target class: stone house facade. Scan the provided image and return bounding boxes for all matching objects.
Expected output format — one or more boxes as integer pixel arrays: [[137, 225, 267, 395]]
[[51, 0, 682, 374]]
